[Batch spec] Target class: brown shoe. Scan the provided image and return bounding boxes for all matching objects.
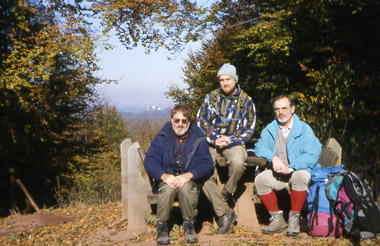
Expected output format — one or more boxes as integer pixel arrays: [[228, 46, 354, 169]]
[[218, 208, 237, 234]]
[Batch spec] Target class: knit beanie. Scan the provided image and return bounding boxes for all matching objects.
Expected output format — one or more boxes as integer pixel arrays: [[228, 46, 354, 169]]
[[217, 63, 238, 82]]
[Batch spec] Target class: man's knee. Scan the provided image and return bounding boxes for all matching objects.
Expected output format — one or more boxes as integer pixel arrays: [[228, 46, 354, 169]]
[[255, 170, 274, 194], [290, 170, 311, 191], [177, 182, 198, 213], [225, 146, 247, 166], [158, 183, 176, 199], [178, 182, 197, 196], [229, 157, 246, 168]]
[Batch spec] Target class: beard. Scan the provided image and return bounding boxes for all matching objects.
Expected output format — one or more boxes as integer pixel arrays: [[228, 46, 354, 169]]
[[173, 123, 190, 136], [277, 114, 292, 125], [221, 85, 237, 95], [277, 117, 290, 124]]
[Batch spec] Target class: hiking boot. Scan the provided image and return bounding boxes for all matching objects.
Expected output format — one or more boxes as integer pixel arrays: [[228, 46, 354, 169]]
[[183, 221, 198, 243], [156, 222, 170, 245], [286, 211, 300, 237], [262, 210, 287, 234], [218, 208, 237, 234]]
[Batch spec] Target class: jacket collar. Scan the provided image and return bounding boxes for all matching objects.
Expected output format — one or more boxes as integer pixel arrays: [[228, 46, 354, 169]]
[[268, 114, 302, 139]]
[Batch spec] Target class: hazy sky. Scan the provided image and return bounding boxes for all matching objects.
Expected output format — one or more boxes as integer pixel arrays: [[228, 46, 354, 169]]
[[95, 1, 213, 112], [96, 36, 197, 112]]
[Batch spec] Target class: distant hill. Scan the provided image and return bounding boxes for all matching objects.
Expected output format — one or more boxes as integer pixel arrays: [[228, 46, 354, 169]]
[[118, 105, 171, 119]]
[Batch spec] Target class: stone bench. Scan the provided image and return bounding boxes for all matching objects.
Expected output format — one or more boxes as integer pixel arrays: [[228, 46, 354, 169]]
[[121, 138, 266, 237], [121, 137, 342, 237]]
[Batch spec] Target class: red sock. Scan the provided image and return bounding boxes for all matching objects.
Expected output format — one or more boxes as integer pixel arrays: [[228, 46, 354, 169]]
[[259, 190, 279, 212], [291, 189, 307, 213]]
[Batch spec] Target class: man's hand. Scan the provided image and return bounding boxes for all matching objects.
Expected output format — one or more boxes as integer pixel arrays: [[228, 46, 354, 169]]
[[175, 172, 194, 188], [161, 173, 177, 189], [215, 136, 231, 149], [272, 155, 289, 174], [161, 172, 194, 188], [280, 165, 292, 174]]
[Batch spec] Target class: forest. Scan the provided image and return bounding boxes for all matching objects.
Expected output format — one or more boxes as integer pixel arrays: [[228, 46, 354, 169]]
[[1, 0, 379, 218]]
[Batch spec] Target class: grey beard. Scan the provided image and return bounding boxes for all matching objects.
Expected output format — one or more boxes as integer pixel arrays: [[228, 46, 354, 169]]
[[278, 118, 289, 124], [174, 124, 190, 136]]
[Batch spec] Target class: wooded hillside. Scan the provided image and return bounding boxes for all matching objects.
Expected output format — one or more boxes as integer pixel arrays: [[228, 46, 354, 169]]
[[1, 0, 379, 215]]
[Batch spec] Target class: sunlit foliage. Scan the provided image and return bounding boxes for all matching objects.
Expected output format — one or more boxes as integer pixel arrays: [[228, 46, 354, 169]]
[[168, 0, 380, 172]]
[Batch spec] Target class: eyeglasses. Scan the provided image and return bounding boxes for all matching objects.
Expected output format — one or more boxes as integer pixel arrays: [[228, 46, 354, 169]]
[[274, 106, 290, 113], [173, 118, 189, 124]]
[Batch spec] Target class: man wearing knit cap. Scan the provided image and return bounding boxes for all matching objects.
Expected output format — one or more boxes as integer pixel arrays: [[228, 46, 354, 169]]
[[196, 63, 256, 234]]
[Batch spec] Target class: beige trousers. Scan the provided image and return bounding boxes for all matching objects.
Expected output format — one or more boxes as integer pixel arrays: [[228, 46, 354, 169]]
[[156, 181, 198, 223], [202, 145, 247, 217], [254, 169, 311, 196]]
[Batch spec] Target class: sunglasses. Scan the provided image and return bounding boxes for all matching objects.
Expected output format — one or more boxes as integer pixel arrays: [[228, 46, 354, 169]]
[[173, 118, 189, 124]]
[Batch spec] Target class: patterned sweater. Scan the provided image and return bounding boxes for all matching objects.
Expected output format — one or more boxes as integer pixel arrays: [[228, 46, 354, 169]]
[[196, 85, 256, 147]]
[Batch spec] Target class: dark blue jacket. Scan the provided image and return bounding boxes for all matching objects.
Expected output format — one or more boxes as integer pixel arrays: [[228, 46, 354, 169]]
[[144, 122, 213, 183]]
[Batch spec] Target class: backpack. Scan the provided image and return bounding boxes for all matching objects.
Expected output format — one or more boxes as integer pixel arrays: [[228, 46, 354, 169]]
[[326, 170, 380, 241], [306, 166, 345, 237], [325, 172, 353, 236]]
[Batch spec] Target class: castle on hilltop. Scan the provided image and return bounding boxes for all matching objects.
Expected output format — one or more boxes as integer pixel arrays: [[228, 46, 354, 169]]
[[147, 104, 162, 111]]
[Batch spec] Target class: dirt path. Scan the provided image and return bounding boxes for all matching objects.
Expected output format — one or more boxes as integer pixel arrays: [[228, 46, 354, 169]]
[[0, 203, 378, 245], [0, 213, 75, 237]]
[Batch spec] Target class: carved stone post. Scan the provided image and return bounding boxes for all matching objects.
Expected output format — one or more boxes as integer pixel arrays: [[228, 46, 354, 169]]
[[120, 138, 132, 220], [234, 182, 260, 231], [326, 138, 342, 166], [126, 141, 152, 237]]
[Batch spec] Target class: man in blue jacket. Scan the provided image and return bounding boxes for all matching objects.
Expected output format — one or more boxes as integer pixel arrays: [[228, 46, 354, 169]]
[[254, 95, 321, 237], [144, 105, 213, 245]]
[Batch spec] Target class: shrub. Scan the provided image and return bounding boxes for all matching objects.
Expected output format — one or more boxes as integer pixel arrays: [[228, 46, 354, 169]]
[[56, 103, 127, 208]]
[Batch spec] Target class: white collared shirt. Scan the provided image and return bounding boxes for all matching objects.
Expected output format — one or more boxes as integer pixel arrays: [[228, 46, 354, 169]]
[[279, 118, 293, 138]]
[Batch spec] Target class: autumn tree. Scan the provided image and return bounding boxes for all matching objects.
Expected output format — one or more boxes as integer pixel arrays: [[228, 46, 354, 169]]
[[167, 0, 380, 172], [56, 103, 128, 206], [1, 0, 206, 213], [2, 0, 379, 213], [0, 0, 109, 213], [0, 0, 210, 214]]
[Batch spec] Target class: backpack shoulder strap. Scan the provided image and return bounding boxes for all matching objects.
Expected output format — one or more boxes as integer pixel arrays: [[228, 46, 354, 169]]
[[344, 171, 366, 201], [210, 89, 220, 115], [308, 185, 320, 230], [359, 169, 379, 200]]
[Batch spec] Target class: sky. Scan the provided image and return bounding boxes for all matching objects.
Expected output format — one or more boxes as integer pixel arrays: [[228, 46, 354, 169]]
[[95, 40, 191, 112], [95, 1, 213, 113]]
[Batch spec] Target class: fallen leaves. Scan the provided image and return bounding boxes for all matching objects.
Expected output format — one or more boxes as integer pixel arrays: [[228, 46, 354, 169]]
[[0, 202, 379, 245]]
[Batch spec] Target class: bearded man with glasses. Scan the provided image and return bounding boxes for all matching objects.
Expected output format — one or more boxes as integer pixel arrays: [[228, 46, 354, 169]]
[[144, 104, 213, 245], [254, 95, 322, 237]]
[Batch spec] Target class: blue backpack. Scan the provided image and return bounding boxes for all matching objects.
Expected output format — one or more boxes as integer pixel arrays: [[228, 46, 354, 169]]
[[306, 166, 345, 237]]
